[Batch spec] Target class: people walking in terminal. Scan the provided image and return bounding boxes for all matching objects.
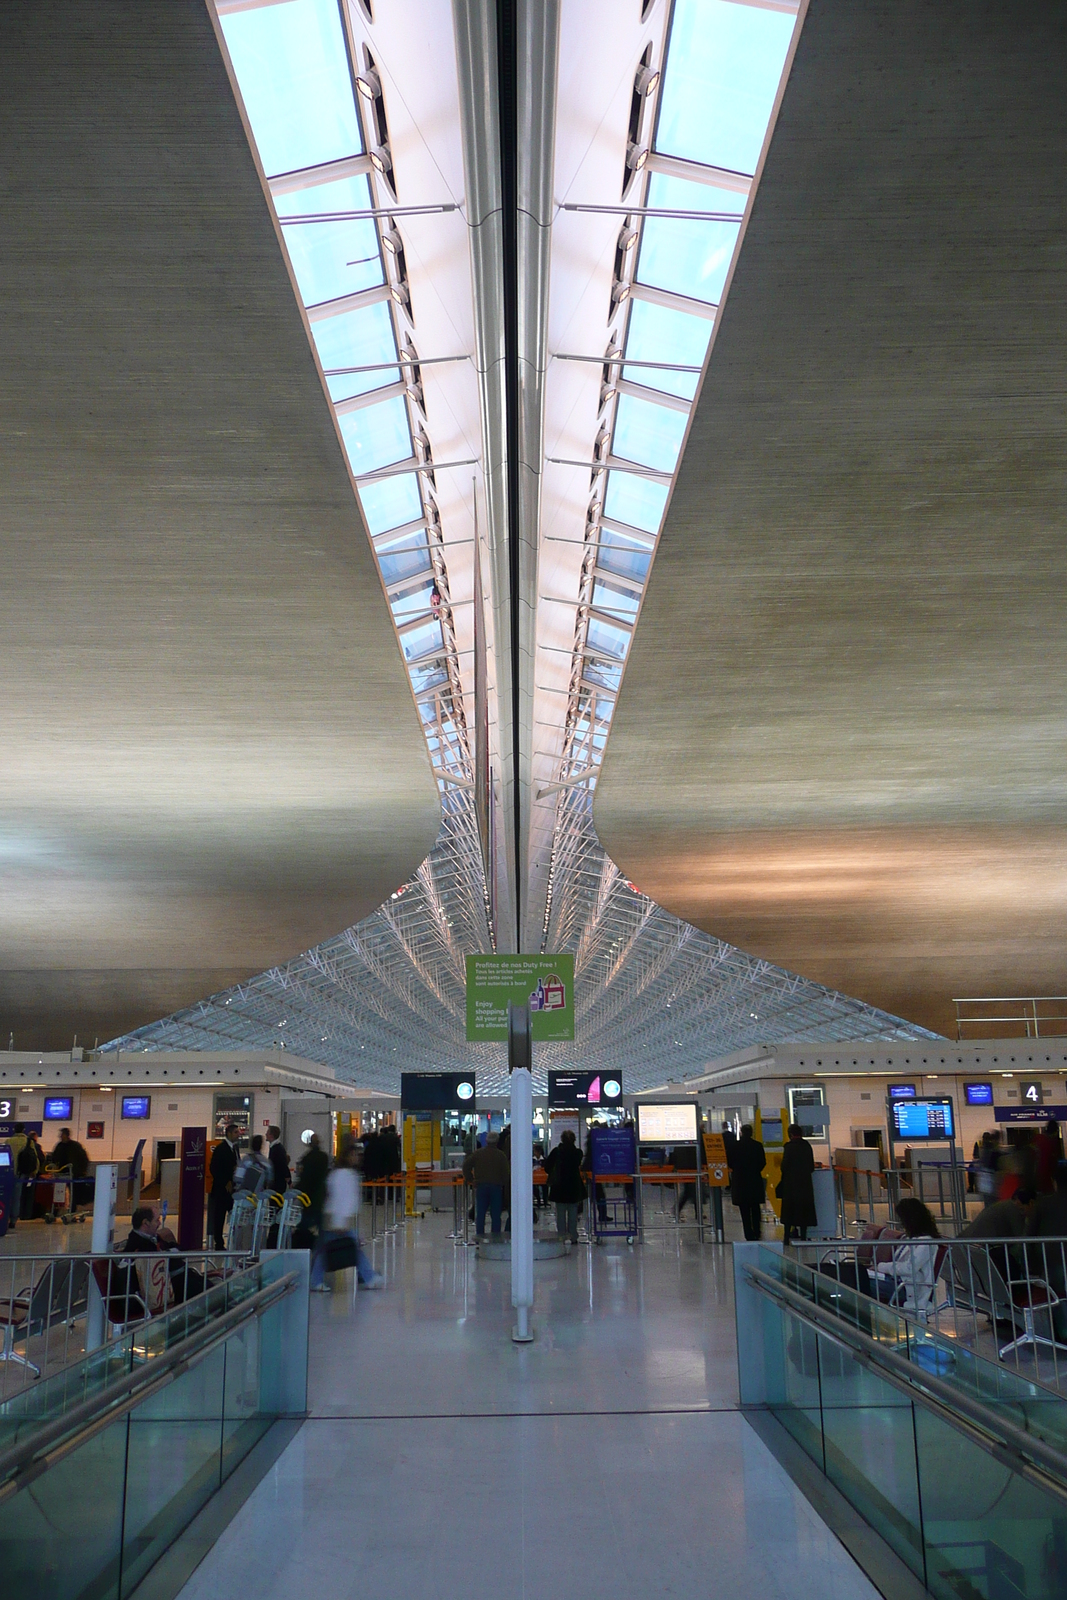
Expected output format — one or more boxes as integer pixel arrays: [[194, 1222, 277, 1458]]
[[297, 1133, 330, 1233], [463, 1132, 510, 1235], [48, 1127, 89, 1179], [1036, 1119, 1063, 1194], [235, 1134, 270, 1194], [20, 1131, 42, 1217], [976, 1130, 1003, 1207], [730, 1125, 766, 1241], [546, 1129, 585, 1244], [266, 1126, 290, 1194], [6, 1124, 29, 1230], [310, 1139, 382, 1291], [672, 1141, 702, 1222], [208, 1123, 240, 1249], [778, 1124, 817, 1244]]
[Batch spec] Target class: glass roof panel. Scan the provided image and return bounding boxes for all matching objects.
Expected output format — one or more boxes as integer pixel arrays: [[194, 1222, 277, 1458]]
[[645, 170, 746, 218], [358, 473, 424, 535], [402, 618, 444, 663], [281, 175, 383, 307], [220, 0, 363, 178], [378, 543, 432, 586], [621, 299, 711, 401], [338, 394, 412, 477], [586, 616, 630, 662], [655, 0, 795, 175], [583, 660, 623, 692], [604, 470, 669, 535], [637, 183, 739, 305], [597, 528, 652, 583], [592, 581, 640, 622], [312, 302, 400, 400], [391, 582, 436, 624], [612, 394, 688, 474]]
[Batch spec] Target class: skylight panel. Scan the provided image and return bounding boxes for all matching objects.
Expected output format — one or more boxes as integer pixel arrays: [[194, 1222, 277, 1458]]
[[645, 171, 746, 217], [312, 302, 400, 400], [636, 174, 740, 306], [586, 618, 630, 662], [338, 393, 412, 476], [377, 539, 432, 586], [596, 530, 651, 583], [655, 0, 795, 175], [592, 581, 640, 622], [358, 473, 424, 536], [281, 175, 383, 307], [621, 299, 711, 401], [402, 618, 444, 664], [604, 471, 669, 535], [391, 581, 437, 624], [220, 0, 363, 178], [583, 660, 623, 692], [612, 394, 688, 475]]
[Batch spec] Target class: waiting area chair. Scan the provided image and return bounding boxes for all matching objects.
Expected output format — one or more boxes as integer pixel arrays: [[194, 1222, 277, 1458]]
[[0, 1258, 90, 1377]]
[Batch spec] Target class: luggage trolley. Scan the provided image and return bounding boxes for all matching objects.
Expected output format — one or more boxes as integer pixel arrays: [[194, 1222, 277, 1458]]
[[588, 1126, 638, 1244]]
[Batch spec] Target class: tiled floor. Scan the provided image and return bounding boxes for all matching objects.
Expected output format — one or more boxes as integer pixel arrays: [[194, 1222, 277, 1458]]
[[176, 1217, 880, 1600]]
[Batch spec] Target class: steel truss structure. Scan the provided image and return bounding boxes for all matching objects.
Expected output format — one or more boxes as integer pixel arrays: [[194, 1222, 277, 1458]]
[[103, 782, 936, 1096]]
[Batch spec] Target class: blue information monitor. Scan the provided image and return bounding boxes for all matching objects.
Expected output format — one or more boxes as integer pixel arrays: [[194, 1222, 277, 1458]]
[[890, 1098, 955, 1141], [888, 1083, 917, 1099], [965, 1082, 994, 1107], [43, 1096, 73, 1121], [121, 1096, 151, 1120]]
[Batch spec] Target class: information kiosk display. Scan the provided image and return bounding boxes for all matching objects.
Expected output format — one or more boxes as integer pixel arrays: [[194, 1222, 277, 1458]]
[[636, 1103, 697, 1144]]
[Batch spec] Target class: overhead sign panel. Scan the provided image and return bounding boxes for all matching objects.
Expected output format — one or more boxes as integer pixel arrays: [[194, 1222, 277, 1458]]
[[548, 1071, 622, 1108], [465, 954, 575, 1042], [400, 1072, 476, 1110]]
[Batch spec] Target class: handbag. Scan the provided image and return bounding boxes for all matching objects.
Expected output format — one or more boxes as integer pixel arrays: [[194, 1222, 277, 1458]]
[[324, 1233, 358, 1272]]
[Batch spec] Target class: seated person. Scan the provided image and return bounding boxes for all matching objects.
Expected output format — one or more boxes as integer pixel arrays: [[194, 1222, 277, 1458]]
[[124, 1205, 205, 1304], [870, 1199, 941, 1313], [960, 1188, 1035, 1284]]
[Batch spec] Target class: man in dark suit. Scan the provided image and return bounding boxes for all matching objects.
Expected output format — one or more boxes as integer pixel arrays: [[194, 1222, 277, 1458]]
[[266, 1125, 290, 1195], [208, 1123, 240, 1248]]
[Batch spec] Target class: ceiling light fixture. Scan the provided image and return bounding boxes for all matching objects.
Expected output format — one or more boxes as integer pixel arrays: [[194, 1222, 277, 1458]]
[[355, 68, 381, 104], [611, 278, 631, 306], [617, 225, 639, 256], [389, 281, 409, 308], [625, 142, 649, 173], [370, 144, 392, 177], [634, 64, 661, 98], [381, 223, 403, 257]]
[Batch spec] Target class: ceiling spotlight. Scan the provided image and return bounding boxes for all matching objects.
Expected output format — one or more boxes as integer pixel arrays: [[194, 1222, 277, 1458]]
[[617, 225, 639, 256], [389, 281, 409, 308], [370, 144, 392, 176], [599, 382, 617, 410], [634, 64, 661, 98], [611, 278, 631, 306], [626, 141, 649, 173], [355, 68, 381, 103], [381, 224, 403, 257]]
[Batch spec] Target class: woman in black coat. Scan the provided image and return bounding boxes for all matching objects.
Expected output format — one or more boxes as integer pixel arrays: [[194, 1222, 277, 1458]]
[[729, 1125, 766, 1241], [778, 1125, 817, 1243], [545, 1130, 586, 1244]]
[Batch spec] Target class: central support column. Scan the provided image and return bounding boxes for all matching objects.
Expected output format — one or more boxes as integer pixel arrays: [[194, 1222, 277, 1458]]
[[508, 1000, 534, 1342]]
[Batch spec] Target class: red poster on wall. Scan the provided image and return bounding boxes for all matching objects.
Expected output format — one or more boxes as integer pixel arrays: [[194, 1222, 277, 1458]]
[[178, 1126, 206, 1250]]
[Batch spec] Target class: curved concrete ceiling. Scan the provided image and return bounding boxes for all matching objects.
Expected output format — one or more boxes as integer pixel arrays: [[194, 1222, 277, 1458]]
[[595, 0, 1067, 1039], [0, 2, 441, 1048]]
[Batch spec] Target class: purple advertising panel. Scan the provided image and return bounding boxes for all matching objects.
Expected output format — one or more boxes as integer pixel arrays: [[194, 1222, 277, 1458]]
[[178, 1126, 207, 1250]]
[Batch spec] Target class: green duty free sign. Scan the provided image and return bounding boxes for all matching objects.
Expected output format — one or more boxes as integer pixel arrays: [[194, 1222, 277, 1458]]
[[465, 953, 575, 1043]]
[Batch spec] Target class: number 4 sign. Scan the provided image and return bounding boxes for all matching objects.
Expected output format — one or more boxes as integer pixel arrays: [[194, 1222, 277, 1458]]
[[1021, 1081, 1044, 1106]]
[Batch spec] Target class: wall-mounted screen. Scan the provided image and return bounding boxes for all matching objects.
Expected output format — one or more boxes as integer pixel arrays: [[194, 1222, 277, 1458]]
[[965, 1082, 994, 1106], [121, 1096, 151, 1120], [890, 1098, 955, 1141], [548, 1071, 623, 1108], [400, 1073, 476, 1110], [43, 1097, 73, 1121], [888, 1083, 917, 1099], [637, 1103, 698, 1143]]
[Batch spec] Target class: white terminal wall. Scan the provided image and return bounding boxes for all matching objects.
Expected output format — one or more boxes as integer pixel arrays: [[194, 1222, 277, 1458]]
[[692, 1043, 1067, 1157], [0, 1050, 344, 1162]]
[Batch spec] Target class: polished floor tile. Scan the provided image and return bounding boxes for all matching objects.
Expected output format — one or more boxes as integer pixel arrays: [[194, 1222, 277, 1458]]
[[176, 1217, 879, 1600]]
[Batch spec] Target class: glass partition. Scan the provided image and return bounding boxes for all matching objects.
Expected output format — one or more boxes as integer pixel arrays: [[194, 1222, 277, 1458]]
[[0, 1254, 306, 1600]]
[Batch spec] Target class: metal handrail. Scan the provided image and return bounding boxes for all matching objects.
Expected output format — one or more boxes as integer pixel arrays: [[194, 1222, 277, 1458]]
[[0, 1268, 298, 1503], [743, 1262, 1067, 1507]]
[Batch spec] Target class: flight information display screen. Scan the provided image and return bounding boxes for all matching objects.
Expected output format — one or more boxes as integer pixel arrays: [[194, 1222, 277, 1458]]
[[121, 1096, 151, 1120], [888, 1083, 917, 1099], [43, 1097, 73, 1121], [548, 1071, 623, 1108], [637, 1103, 698, 1143], [965, 1082, 994, 1106], [890, 1098, 955, 1141]]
